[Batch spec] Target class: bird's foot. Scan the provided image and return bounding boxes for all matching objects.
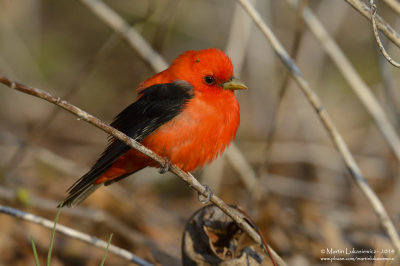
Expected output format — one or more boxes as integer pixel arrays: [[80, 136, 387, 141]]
[[159, 158, 172, 174], [197, 185, 213, 204]]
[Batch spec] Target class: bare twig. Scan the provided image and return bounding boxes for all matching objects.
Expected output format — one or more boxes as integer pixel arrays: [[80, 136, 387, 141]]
[[369, 0, 400, 68], [0, 205, 154, 266], [237, 0, 400, 252], [344, 0, 400, 48], [0, 75, 287, 266]]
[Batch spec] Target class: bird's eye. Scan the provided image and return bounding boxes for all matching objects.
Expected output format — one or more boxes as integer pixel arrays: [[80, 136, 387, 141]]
[[204, 75, 215, 85]]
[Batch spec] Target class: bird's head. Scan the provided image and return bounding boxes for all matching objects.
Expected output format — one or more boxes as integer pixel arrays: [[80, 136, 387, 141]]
[[170, 48, 248, 94]]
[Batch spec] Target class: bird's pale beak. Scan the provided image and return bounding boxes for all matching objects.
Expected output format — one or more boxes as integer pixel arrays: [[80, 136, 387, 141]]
[[222, 77, 248, 91]]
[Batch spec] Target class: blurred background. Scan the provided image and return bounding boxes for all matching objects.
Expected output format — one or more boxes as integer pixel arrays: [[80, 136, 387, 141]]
[[1, 0, 400, 265]]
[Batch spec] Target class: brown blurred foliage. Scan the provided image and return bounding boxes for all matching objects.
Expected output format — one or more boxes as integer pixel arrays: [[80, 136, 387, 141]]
[[1, 0, 400, 265]]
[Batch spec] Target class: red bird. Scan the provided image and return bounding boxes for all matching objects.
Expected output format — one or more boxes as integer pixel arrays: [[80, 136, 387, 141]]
[[63, 48, 247, 207]]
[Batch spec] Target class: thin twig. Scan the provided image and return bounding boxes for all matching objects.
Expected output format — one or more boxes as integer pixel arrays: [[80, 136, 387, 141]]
[[0, 205, 154, 266], [344, 0, 400, 48], [0, 74, 287, 266], [237, 0, 400, 252], [369, 0, 400, 68]]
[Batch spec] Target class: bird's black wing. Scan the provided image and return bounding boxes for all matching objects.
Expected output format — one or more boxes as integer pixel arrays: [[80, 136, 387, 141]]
[[63, 80, 193, 206]]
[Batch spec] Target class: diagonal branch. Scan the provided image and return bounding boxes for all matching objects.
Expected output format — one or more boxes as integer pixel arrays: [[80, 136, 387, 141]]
[[237, 0, 400, 252], [0, 74, 287, 266]]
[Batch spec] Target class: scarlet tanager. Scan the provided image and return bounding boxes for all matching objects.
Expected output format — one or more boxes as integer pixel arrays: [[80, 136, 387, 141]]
[[63, 48, 247, 207]]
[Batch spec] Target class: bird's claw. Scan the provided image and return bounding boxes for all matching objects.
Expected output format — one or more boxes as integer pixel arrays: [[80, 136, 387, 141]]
[[159, 158, 172, 174], [197, 185, 213, 204]]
